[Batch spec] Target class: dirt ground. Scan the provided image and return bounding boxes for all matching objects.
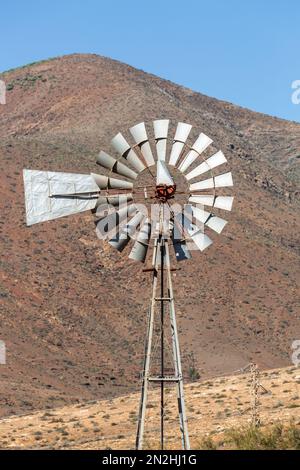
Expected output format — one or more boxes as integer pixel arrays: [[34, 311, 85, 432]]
[[0, 365, 298, 450]]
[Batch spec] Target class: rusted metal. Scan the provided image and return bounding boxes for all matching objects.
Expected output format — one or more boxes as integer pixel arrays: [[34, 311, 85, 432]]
[[155, 184, 176, 203]]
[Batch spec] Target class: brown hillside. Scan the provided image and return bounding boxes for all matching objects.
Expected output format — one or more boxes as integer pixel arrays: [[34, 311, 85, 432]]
[[0, 53, 299, 418]]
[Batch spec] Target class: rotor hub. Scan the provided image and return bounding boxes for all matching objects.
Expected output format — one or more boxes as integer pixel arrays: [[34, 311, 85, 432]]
[[155, 184, 176, 203]]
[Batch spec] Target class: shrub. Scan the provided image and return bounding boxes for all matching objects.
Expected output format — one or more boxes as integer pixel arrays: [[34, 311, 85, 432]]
[[194, 423, 300, 450], [197, 436, 217, 450], [225, 423, 300, 450]]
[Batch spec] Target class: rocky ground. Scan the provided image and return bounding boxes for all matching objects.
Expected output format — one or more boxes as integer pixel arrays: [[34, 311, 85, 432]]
[[0, 366, 298, 449]]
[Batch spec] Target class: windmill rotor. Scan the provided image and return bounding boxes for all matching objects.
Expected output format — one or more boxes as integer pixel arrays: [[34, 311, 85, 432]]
[[24, 120, 233, 265], [91, 120, 233, 261], [96, 120, 232, 260]]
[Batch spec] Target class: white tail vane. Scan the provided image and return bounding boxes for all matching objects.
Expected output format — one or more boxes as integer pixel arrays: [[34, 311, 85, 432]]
[[130, 122, 155, 167], [23, 119, 233, 262], [23, 118, 235, 452], [23, 170, 100, 226]]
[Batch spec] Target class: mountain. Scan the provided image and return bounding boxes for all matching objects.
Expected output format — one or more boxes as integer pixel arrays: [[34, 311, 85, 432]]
[[0, 53, 299, 417]]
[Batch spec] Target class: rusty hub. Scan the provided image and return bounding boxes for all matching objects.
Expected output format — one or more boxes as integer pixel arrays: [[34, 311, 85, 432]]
[[155, 184, 176, 203]]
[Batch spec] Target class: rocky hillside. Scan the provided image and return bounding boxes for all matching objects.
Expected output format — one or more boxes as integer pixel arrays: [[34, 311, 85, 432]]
[[0, 54, 299, 417]]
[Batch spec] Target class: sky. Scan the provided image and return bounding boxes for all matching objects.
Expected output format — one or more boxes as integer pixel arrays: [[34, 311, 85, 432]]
[[1, 0, 299, 122]]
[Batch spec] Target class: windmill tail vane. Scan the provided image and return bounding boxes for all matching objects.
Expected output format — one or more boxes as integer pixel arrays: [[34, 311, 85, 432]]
[[23, 119, 234, 449]]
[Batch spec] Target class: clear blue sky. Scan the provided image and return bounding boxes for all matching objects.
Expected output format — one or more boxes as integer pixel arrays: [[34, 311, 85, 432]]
[[1, 0, 299, 122]]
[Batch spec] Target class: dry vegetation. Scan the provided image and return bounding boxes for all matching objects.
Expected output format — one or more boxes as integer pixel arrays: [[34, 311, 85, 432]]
[[0, 366, 299, 450], [203, 423, 300, 450]]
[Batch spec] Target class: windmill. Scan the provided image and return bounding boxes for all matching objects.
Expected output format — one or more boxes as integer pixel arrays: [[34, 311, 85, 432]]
[[23, 119, 234, 450]]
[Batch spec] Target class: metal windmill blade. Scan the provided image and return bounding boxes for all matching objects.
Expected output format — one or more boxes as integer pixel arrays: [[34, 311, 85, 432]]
[[111, 132, 146, 173], [130, 122, 155, 167], [189, 195, 234, 211], [96, 151, 138, 180], [171, 218, 192, 261], [188, 205, 228, 234], [185, 150, 227, 181], [95, 204, 137, 241], [94, 193, 134, 210], [129, 218, 152, 262], [175, 210, 213, 252], [189, 171, 233, 191], [91, 172, 133, 190], [169, 122, 192, 166], [108, 210, 145, 252], [178, 133, 213, 173], [153, 119, 169, 161]]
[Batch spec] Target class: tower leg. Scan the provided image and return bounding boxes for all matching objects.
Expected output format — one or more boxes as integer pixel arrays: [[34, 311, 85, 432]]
[[135, 236, 190, 450], [165, 241, 190, 450], [136, 241, 159, 450], [160, 238, 165, 450]]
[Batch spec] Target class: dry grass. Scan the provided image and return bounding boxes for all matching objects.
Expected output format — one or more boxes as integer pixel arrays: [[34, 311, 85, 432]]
[[0, 366, 299, 450], [195, 422, 300, 450]]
